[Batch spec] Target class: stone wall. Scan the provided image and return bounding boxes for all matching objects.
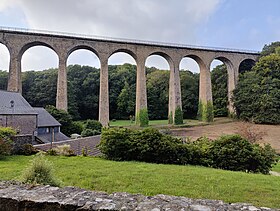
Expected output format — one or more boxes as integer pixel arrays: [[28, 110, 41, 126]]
[[0, 114, 37, 135], [0, 181, 277, 211], [34, 135, 101, 156], [11, 134, 33, 154]]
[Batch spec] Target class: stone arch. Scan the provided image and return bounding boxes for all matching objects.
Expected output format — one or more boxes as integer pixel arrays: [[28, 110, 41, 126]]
[[145, 52, 173, 121], [147, 51, 173, 69], [108, 51, 137, 120], [178, 55, 202, 119], [109, 49, 137, 62], [67, 45, 100, 60], [20, 43, 59, 72], [239, 58, 256, 74], [183, 54, 208, 71], [66, 46, 101, 120], [210, 56, 235, 115], [19, 41, 58, 59]]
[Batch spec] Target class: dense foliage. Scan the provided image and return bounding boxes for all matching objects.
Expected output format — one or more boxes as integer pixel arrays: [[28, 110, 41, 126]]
[[0, 127, 16, 157], [0, 64, 202, 121], [99, 128, 278, 174], [211, 65, 228, 117], [81, 119, 102, 136], [45, 105, 80, 136], [233, 43, 280, 124]]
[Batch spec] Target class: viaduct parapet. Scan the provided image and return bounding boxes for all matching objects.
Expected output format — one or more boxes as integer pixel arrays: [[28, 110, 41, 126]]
[[0, 27, 259, 126]]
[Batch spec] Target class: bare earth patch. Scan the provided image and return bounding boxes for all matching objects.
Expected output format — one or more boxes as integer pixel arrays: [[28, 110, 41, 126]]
[[171, 118, 280, 153]]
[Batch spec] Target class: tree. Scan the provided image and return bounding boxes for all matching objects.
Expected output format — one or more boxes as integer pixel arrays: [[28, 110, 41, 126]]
[[261, 41, 280, 57], [180, 70, 199, 119], [117, 81, 135, 118], [0, 70, 8, 90], [233, 51, 280, 124], [211, 65, 228, 117], [22, 69, 57, 107], [45, 105, 76, 136], [147, 70, 169, 120]]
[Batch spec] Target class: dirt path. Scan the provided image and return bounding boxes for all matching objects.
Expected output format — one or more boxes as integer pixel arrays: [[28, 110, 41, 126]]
[[170, 118, 280, 153]]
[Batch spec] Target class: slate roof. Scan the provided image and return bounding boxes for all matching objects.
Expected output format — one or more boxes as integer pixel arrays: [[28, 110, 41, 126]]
[[33, 107, 61, 127], [36, 132, 69, 143], [0, 90, 37, 115]]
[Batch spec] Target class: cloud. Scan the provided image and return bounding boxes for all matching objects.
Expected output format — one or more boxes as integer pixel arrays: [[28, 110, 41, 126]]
[[17, 0, 220, 43], [0, 0, 221, 70]]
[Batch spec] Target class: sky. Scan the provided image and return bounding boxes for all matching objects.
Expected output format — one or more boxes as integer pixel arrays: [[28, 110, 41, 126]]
[[0, 0, 279, 72]]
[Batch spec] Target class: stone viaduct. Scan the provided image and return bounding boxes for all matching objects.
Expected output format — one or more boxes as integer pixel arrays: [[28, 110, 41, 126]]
[[0, 27, 259, 126]]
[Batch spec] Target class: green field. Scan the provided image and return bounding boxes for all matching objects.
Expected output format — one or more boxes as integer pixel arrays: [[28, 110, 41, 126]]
[[0, 156, 280, 208], [109, 119, 209, 127]]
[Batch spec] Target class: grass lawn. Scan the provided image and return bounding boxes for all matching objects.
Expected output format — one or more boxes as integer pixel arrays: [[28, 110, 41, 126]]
[[272, 161, 280, 173], [109, 119, 208, 127], [0, 156, 280, 208]]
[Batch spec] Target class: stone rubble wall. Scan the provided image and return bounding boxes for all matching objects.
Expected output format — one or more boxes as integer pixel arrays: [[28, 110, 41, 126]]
[[0, 181, 278, 211], [11, 134, 33, 154]]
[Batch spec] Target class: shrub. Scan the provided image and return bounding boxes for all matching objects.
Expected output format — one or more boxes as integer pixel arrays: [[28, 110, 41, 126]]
[[46, 148, 57, 156], [136, 108, 149, 127], [81, 147, 90, 156], [17, 144, 39, 156], [250, 144, 278, 174], [99, 128, 277, 174], [210, 135, 278, 173], [197, 101, 214, 122], [236, 122, 266, 143], [100, 128, 183, 163], [186, 137, 212, 166], [84, 120, 102, 132], [81, 129, 100, 137], [54, 144, 75, 156], [174, 106, 184, 125], [0, 127, 16, 156], [21, 153, 60, 186]]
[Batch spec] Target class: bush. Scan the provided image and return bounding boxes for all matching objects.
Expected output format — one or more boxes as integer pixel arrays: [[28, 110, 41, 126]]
[[21, 153, 60, 186], [210, 135, 278, 173], [174, 106, 184, 125], [46, 148, 57, 156], [84, 120, 102, 131], [0, 127, 16, 156], [99, 128, 182, 163], [99, 128, 278, 174], [237, 122, 266, 143], [53, 144, 75, 156], [17, 144, 39, 156], [186, 137, 212, 166], [136, 108, 149, 127], [81, 129, 100, 137]]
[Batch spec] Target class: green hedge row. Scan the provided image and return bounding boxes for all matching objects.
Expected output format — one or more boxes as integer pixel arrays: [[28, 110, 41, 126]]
[[99, 128, 278, 174]]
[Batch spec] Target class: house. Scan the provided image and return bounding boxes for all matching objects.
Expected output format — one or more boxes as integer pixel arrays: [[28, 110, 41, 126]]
[[0, 90, 68, 143], [0, 90, 37, 135], [33, 107, 69, 144]]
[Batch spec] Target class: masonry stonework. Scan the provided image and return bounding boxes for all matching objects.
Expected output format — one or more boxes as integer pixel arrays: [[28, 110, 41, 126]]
[[0, 29, 259, 126]]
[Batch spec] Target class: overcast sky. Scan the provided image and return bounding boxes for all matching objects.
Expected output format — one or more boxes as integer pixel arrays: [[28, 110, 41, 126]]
[[0, 0, 279, 72]]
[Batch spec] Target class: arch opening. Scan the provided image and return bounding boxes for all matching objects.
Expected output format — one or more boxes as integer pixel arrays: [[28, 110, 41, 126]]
[[239, 59, 255, 74], [179, 57, 200, 119], [67, 49, 101, 120], [108, 52, 137, 121], [145, 54, 170, 121], [210, 58, 230, 117], [21, 46, 59, 108], [0, 43, 10, 90]]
